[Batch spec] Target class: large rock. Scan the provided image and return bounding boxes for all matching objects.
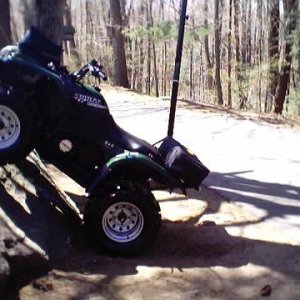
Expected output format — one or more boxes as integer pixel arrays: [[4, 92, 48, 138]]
[[0, 153, 81, 295]]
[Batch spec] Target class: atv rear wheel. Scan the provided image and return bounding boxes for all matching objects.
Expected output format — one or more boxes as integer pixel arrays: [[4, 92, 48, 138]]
[[0, 96, 34, 164], [84, 184, 161, 256]]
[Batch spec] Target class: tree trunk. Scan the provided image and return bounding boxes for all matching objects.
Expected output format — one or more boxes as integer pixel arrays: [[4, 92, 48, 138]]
[[190, 46, 194, 100], [63, 0, 81, 67], [146, 0, 152, 95], [160, 0, 167, 96], [204, 0, 213, 89], [227, 0, 232, 107], [234, 0, 247, 109], [163, 42, 167, 96], [214, 0, 223, 105], [241, 0, 247, 64], [85, 0, 94, 60], [274, 0, 298, 114], [35, 0, 65, 44], [21, 0, 38, 34], [109, 0, 130, 88], [148, 0, 159, 98], [266, 0, 280, 113], [0, 0, 11, 48], [257, 0, 263, 112], [136, 2, 145, 93], [131, 39, 137, 90], [152, 43, 159, 97], [246, 0, 252, 65]]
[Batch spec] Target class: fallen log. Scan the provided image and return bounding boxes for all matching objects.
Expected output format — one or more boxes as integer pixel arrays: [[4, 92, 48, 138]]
[[0, 152, 82, 295]]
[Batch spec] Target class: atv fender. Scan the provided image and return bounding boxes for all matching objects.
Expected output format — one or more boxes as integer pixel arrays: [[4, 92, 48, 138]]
[[3, 53, 63, 83], [87, 152, 182, 196], [1, 53, 67, 98]]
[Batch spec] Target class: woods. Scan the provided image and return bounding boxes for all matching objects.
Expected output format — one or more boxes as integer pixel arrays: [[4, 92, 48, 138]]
[[1, 0, 300, 116]]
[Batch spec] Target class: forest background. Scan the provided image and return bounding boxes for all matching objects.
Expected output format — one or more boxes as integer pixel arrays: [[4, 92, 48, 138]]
[[1, 0, 300, 117]]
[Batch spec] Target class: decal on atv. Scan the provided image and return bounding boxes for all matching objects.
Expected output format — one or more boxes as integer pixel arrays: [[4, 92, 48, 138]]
[[74, 93, 107, 109]]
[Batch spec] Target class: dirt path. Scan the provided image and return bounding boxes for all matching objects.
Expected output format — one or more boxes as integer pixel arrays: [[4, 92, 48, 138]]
[[5, 162, 299, 300], [6, 87, 300, 299]]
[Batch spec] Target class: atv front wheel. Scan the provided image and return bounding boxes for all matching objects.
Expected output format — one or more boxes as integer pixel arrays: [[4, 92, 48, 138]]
[[84, 184, 161, 256], [0, 96, 34, 164]]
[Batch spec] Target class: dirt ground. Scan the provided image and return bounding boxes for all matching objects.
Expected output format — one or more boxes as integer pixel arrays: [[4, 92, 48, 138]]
[[5, 87, 300, 299], [4, 162, 300, 300]]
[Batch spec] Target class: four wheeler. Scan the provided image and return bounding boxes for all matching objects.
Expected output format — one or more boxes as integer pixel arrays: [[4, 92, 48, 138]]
[[0, 27, 209, 255]]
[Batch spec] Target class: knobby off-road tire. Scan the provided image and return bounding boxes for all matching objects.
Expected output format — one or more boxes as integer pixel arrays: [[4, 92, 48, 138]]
[[84, 184, 161, 256], [0, 95, 34, 165]]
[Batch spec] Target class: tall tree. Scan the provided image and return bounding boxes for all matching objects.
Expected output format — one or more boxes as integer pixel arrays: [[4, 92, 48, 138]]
[[214, 0, 223, 105], [227, 0, 232, 107], [109, 0, 130, 88], [256, 0, 264, 111], [233, 0, 247, 109], [246, 0, 252, 65], [241, 0, 247, 64], [266, 0, 280, 113], [136, 2, 146, 93], [204, 0, 213, 89], [148, 0, 159, 97], [146, 0, 152, 95], [63, 0, 80, 67], [274, 0, 298, 114], [0, 0, 12, 48], [160, 0, 168, 96], [35, 0, 65, 44]]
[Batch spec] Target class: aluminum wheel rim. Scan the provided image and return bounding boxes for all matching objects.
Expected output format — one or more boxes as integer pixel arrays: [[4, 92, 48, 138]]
[[102, 201, 144, 243], [0, 105, 21, 150]]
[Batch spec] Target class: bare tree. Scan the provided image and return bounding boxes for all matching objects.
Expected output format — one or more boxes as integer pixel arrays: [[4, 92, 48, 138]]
[[204, 0, 213, 89], [266, 0, 280, 113], [227, 0, 232, 107], [109, 0, 129, 88], [274, 0, 298, 114], [214, 0, 223, 105], [148, 0, 159, 97], [146, 0, 152, 95], [234, 0, 247, 109], [63, 0, 80, 67], [35, 0, 65, 44]]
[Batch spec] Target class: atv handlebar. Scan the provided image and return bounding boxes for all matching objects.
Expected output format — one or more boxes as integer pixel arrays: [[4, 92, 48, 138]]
[[71, 60, 107, 82], [89, 59, 108, 81]]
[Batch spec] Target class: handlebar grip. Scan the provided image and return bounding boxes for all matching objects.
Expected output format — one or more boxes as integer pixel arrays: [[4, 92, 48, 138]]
[[72, 64, 89, 80], [71, 60, 107, 81], [99, 70, 108, 81]]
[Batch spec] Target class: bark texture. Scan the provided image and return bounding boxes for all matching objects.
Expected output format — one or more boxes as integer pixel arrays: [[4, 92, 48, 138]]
[[204, 0, 214, 89], [109, 0, 130, 88], [214, 0, 223, 105], [266, 0, 280, 113], [35, 0, 65, 44], [274, 0, 298, 114]]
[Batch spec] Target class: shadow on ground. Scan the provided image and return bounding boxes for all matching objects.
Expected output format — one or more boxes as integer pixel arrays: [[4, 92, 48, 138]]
[[207, 171, 300, 221], [8, 216, 300, 299], [3, 164, 300, 299]]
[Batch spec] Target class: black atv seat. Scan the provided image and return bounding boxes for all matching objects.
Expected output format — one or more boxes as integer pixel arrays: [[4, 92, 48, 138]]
[[109, 120, 160, 158], [18, 26, 62, 66]]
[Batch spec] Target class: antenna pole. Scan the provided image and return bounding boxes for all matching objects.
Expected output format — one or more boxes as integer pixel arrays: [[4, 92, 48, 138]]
[[167, 0, 188, 137]]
